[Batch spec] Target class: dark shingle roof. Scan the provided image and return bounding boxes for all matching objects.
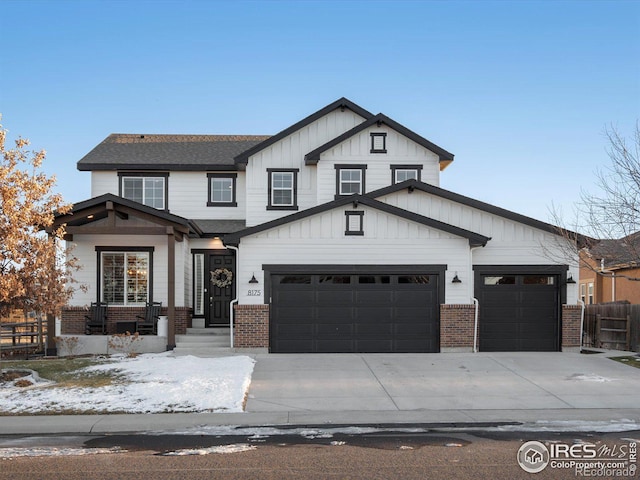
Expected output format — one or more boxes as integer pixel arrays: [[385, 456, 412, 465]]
[[589, 232, 640, 267], [190, 219, 246, 236], [77, 134, 271, 171]]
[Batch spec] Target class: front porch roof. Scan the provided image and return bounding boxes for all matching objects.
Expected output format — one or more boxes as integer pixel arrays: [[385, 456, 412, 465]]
[[52, 193, 201, 239]]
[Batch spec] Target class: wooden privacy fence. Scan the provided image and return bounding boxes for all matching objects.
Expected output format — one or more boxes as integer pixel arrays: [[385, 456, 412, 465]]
[[584, 303, 640, 353], [0, 310, 47, 357]]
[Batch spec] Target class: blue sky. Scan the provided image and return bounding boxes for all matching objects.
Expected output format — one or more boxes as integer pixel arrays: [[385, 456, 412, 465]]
[[1, 0, 638, 225]]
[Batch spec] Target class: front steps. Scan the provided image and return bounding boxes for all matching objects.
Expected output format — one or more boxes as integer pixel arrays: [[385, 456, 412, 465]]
[[172, 328, 232, 356]]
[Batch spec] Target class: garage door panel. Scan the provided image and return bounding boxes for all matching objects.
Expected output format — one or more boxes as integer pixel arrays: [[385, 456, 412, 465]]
[[317, 290, 354, 305], [271, 272, 439, 353], [356, 323, 393, 335], [317, 323, 353, 335], [478, 272, 559, 352], [355, 290, 394, 305], [316, 339, 354, 353]]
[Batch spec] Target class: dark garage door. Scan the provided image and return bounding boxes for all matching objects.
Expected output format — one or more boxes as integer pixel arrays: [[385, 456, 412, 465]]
[[476, 273, 560, 352], [271, 273, 439, 353]]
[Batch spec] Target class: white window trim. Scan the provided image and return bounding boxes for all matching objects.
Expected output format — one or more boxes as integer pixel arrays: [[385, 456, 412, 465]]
[[339, 169, 362, 195], [270, 171, 295, 207], [121, 176, 166, 210]]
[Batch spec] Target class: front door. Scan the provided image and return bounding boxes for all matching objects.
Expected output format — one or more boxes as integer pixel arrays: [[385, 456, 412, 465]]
[[206, 253, 235, 327]]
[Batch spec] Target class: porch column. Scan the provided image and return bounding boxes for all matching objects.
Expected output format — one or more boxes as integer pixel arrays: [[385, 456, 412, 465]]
[[166, 227, 176, 349]]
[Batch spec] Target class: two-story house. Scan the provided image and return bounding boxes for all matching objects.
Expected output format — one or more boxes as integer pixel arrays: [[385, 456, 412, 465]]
[[54, 98, 582, 353]]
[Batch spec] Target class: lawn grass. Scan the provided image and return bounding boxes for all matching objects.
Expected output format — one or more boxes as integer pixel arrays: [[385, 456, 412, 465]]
[[0, 357, 124, 388], [610, 355, 640, 369]]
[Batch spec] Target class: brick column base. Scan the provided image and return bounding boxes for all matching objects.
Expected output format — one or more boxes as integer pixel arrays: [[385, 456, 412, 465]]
[[234, 304, 269, 349], [562, 304, 582, 351], [440, 304, 476, 352]]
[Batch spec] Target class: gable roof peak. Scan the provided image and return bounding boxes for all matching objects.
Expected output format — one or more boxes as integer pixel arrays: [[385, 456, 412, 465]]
[[233, 97, 374, 167]]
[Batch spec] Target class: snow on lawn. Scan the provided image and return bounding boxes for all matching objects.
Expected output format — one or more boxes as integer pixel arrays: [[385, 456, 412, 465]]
[[0, 353, 255, 414]]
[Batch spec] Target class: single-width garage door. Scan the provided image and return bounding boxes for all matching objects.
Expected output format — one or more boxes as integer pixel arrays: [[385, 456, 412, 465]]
[[476, 273, 560, 352], [271, 273, 439, 353]]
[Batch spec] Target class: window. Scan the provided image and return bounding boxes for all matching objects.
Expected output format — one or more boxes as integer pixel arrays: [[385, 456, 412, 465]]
[[193, 254, 204, 315], [99, 249, 152, 306], [588, 282, 594, 304], [391, 165, 422, 184], [345, 211, 364, 236], [580, 283, 586, 304], [267, 169, 298, 210], [119, 173, 168, 210], [335, 164, 367, 197], [370, 133, 387, 153], [484, 276, 516, 285], [208, 173, 237, 207]]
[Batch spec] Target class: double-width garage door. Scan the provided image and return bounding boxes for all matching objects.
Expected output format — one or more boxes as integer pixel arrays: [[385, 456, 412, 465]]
[[476, 273, 560, 352], [270, 273, 440, 353]]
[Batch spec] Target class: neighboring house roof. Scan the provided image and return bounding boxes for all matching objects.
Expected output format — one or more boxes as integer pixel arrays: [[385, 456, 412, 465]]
[[233, 97, 374, 168], [77, 134, 271, 171], [190, 219, 246, 237], [224, 193, 490, 247], [587, 231, 640, 269], [367, 179, 588, 244], [304, 113, 454, 168]]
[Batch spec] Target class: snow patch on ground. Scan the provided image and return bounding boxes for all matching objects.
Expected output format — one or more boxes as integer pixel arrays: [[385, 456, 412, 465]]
[[0, 353, 255, 414], [567, 373, 614, 382], [0, 447, 123, 459], [163, 444, 256, 456]]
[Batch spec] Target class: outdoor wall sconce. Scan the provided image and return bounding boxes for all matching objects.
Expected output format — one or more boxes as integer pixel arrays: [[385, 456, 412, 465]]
[[249, 273, 259, 284], [452, 273, 462, 283], [566, 274, 576, 284]]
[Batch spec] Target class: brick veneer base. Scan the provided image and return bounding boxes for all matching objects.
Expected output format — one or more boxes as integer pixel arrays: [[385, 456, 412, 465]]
[[234, 304, 269, 348], [61, 306, 191, 335], [440, 304, 476, 349], [561, 304, 582, 349]]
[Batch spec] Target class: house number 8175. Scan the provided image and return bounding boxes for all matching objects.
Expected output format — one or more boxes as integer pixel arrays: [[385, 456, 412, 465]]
[[247, 289, 262, 297]]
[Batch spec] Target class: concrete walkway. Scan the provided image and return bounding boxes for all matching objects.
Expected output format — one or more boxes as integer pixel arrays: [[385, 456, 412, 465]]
[[1, 351, 640, 435]]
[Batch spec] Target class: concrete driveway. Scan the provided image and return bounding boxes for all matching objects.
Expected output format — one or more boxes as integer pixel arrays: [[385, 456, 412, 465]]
[[245, 352, 640, 416]]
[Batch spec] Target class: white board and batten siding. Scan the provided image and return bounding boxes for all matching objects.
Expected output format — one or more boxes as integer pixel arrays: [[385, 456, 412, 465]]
[[235, 205, 473, 305], [315, 125, 441, 205], [68, 234, 190, 308], [377, 190, 580, 301], [244, 109, 367, 227]]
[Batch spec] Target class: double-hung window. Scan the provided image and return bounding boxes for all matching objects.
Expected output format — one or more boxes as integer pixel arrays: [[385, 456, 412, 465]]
[[335, 164, 367, 197], [267, 169, 298, 210], [119, 173, 168, 210], [391, 165, 422, 184], [98, 248, 152, 306], [208, 173, 237, 207]]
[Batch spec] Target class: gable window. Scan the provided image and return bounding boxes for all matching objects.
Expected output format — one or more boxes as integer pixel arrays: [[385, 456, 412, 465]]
[[391, 165, 423, 184], [267, 169, 298, 210], [119, 173, 168, 210], [97, 247, 153, 306], [345, 211, 364, 236], [335, 164, 367, 197], [208, 173, 237, 207], [370, 133, 387, 153]]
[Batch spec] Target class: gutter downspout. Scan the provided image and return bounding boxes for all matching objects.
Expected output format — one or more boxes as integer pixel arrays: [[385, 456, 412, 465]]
[[469, 245, 483, 353], [577, 299, 585, 350], [226, 244, 239, 349], [473, 297, 479, 353]]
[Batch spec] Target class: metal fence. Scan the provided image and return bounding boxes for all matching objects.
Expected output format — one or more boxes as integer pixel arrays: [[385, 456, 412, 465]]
[[583, 302, 640, 353]]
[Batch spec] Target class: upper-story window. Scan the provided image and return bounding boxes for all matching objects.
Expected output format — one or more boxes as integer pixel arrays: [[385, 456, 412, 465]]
[[119, 173, 168, 210], [335, 164, 367, 197], [208, 173, 237, 207], [370, 132, 387, 153], [267, 169, 299, 210], [391, 165, 423, 184]]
